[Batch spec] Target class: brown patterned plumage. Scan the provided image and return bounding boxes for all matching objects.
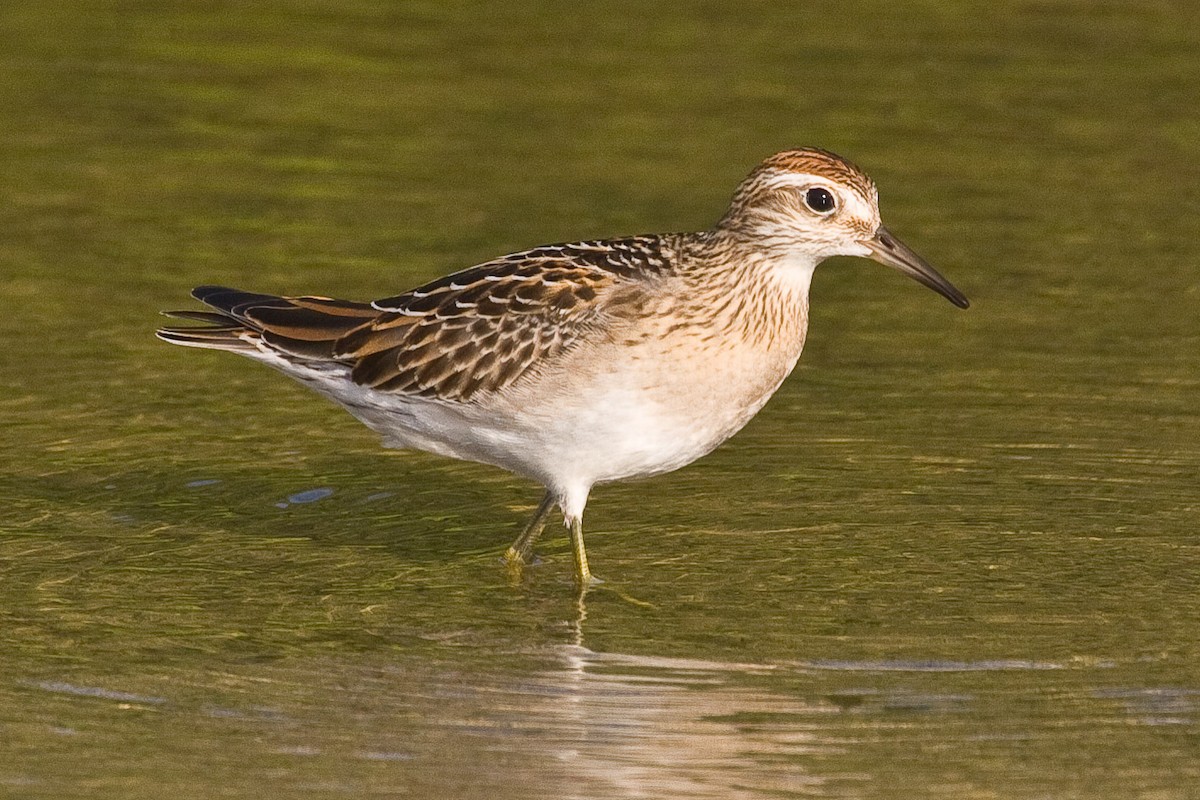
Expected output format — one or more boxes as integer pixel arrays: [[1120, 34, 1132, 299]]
[[160, 236, 681, 403], [158, 148, 968, 585]]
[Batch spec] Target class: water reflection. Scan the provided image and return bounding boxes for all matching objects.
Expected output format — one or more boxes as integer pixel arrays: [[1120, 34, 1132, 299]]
[[13, 606, 1199, 798], [491, 644, 830, 799]]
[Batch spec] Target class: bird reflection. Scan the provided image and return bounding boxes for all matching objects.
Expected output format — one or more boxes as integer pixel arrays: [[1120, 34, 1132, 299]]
[[460, 588, 835, 798]]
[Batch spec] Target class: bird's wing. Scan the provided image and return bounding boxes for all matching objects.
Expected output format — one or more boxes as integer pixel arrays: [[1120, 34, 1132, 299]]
[[339, 237, 670, 400], [160, 236, 672, 402]]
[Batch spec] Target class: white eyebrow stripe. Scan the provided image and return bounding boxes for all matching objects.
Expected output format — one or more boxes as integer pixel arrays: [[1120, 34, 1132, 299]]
[[759, 171, 828, 191], [758, 169, 880, 220]]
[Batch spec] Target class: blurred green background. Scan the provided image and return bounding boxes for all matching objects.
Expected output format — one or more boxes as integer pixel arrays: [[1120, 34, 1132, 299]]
[[2, 2, 1198, 798]]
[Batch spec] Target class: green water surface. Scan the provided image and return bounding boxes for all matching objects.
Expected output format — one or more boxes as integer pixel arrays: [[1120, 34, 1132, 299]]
[[2, 1, 1199, 797]]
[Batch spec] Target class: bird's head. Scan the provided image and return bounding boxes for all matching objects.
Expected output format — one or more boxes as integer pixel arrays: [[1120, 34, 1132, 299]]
[[718, 148, 969, 309]]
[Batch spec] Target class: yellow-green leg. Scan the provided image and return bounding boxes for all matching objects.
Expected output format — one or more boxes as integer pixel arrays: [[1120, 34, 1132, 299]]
[[504, 491, 556, 565], [568, 515, 598, 586]]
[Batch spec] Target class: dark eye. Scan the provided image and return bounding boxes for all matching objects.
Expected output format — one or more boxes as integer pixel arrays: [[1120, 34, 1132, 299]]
[[803, 187, 837, 214]]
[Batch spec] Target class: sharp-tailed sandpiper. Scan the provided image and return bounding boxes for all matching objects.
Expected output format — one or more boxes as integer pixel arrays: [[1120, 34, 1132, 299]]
[[158, 148, 969, 585]]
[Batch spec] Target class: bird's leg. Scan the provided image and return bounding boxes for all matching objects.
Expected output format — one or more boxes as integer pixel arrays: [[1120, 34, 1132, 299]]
[[568, 515, 598, 586], [504, 491, 556, 566]]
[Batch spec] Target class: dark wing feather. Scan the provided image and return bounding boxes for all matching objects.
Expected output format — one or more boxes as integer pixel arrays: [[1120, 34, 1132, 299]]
[[157, 236, 673, 402], [158, 286, 379, 359], [338, 237, 672, 400]]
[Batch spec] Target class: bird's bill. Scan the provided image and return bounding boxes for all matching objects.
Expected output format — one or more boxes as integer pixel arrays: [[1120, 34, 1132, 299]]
[[865, 227, 969, 309]]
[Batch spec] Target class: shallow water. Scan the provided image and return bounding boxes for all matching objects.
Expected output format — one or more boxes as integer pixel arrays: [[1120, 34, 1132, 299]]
[[2, 1, 1199, 797]]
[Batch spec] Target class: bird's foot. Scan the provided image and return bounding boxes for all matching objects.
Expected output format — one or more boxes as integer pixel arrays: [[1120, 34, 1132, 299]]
[[502, 545, 541, 567]]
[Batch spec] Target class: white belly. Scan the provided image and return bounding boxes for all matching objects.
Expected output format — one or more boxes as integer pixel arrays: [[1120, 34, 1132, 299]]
[[479, 334, 802, 488], [259, 320, 803, 496]]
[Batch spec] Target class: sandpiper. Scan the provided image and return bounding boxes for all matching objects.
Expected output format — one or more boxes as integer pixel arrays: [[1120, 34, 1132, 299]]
[[158, 148, 968, 585]]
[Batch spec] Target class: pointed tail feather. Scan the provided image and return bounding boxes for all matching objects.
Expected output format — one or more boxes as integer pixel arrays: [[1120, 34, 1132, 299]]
[[157, 286, 379, 360], [155, 324, 258, 352]]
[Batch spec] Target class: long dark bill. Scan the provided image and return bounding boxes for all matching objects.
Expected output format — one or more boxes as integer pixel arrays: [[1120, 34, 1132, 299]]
[[865, 227, 969, 309]]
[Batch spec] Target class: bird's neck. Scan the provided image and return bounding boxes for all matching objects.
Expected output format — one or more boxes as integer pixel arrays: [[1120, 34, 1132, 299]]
[[678, 230, 813, 353]]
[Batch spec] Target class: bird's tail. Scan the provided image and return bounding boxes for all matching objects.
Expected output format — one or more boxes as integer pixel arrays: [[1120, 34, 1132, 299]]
[[156, 285, 379, 360]]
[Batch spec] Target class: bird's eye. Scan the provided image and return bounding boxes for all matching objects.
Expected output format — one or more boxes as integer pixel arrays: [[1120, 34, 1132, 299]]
[[803, 187, 837, 214]]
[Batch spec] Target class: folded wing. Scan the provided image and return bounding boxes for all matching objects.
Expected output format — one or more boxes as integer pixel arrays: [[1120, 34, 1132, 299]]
[[157, 237, 670, 402]]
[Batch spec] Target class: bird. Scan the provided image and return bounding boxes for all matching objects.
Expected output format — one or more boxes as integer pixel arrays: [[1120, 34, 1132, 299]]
[[157, 147, 968, 585]]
